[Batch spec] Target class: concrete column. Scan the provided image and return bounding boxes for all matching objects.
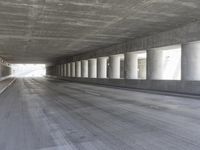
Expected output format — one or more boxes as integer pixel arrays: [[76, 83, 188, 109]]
[[88, 59, 97, 78], [147, 49, 163, 80], [109, 55, 121, 79], [59, 65, 61, 76], [61, 64, 64, 76], [71, 62, 76, 77], [125, 52, 138, 79], [182, 42, 200, 80], [81, 60, 88, 78], [97, 57, 108, 78], [52, 66, 54, 76], [57, 65, 60, 76], [64, 64, 67, 77], [62, 64, 64, 76], [67, 63, 71, 77], [56, 66, 58, 76], [75, 61, 81, 77], [62, 64, 65, 76], [56, 65, 58, 76]]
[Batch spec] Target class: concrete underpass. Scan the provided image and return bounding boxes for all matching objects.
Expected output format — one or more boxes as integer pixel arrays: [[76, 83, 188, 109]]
[[1, 1, 200, 150], [1, 78, 200, 150]]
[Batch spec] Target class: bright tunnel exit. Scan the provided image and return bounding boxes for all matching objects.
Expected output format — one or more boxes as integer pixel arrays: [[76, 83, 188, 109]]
[[11, 64, 46, 77]]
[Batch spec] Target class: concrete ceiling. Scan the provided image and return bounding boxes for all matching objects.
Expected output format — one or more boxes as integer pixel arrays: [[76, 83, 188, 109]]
[[0, 0, 200, 63]]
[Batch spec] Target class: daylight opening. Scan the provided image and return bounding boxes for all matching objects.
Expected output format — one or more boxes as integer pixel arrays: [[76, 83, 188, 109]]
[[149, 45, 181, 80], [11, 64, 46, 77]]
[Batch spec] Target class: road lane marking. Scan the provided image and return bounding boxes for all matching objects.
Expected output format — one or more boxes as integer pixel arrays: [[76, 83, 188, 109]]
[[85, 90, 101, 96], [0, 78, 16, 95]]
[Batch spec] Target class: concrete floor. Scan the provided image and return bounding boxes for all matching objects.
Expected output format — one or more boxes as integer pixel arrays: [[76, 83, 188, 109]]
[[0, 78, 14, 93], [1, 78, 200, 150]]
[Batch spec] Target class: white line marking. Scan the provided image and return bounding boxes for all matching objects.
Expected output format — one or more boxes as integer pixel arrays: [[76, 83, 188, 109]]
[[85, 91, 100, 96], [0, 78, 16, 95]]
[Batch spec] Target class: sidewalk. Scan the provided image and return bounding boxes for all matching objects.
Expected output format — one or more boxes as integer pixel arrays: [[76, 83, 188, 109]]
[[0, 78, 15, 94]]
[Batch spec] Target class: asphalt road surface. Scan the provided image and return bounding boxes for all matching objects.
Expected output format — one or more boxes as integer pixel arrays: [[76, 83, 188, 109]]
[[0, 78, 200, 150]]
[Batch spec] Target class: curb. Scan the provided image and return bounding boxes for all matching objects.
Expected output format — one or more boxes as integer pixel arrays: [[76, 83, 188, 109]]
[[0, 78, 16, 95]]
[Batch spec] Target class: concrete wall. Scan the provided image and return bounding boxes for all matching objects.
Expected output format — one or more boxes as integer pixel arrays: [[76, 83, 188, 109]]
[[47, 21, 200, 95], [46, 66, 56, 76], [0, 58, 11, 80], [57, 21, 200, 63], [45, 76, 200, 95], [0, 65, 11, 77]]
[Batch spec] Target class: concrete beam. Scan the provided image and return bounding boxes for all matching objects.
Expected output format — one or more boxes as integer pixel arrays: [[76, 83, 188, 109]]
[[60, 21, 200, 63]]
